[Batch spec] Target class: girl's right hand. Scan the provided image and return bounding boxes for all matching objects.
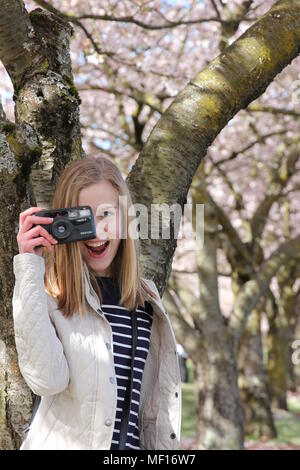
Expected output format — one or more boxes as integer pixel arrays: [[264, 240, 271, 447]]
[[17, 206, 58, 257]]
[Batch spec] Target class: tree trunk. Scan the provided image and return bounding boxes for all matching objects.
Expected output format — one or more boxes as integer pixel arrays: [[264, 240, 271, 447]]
[[191, 166, 244, 449], [164, 163, 244, 449], [237, 307, 276, 438], [0, 103, 36, 450], [0, 3, 82, 449], [292, 300, 300, 388], [277, 261, 299, 394], [266, 261, 298, 409], [266, 304, 288, 409]]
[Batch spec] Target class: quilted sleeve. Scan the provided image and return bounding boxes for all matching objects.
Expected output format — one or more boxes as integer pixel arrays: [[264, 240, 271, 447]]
[[12, 252, 70, 396]]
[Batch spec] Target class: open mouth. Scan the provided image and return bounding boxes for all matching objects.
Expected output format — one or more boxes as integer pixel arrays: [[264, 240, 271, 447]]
[[85, 241, 110, 258]]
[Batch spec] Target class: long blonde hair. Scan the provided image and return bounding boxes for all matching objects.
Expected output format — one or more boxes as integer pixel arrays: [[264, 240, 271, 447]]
[[43, 155, 158, 317]]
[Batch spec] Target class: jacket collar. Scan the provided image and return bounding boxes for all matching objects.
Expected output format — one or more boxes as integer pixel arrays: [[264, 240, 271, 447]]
[[83, 261, 167, 318]]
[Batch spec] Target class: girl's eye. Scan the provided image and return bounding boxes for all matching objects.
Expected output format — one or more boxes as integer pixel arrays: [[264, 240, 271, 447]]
[[97, 210, 112, 218]]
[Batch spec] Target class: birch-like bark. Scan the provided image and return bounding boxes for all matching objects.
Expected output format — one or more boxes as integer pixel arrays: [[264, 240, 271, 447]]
[[0, 1, 82, 448]]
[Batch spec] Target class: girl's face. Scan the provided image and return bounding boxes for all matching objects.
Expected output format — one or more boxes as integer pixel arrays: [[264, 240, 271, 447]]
[[78, 180, 121, 277]]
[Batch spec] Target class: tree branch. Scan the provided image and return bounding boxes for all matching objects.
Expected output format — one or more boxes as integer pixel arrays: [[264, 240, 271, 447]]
[[250, 145, 300, 240], [246, 103, 300, 117], [33, 0, 224, 31], [229, 234, 300, 352], [0, 0, 37, 88]]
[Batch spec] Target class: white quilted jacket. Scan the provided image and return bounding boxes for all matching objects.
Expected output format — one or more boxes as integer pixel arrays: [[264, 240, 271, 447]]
[[12, 253, 182, 450]]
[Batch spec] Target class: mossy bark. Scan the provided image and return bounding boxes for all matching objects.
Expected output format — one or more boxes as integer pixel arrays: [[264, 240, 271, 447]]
[[0, 3, 82, 449], [266, 261, 298, 409], [238, 308, 276, 438], [266, 312, 289, 409]]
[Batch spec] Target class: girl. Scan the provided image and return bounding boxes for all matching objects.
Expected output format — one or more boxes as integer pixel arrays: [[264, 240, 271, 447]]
[[13, 155, 182, 450]]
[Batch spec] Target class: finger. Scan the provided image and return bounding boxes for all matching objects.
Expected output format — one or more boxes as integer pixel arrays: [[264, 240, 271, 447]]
[[30, 236, 51, 251], [36, 226, 57, 245], [20, 216, 51, 235], [27, 237, 46, 247], [19, 207, 44, 228], [19, 215, 54, 236], [24, 225, 57, 245]]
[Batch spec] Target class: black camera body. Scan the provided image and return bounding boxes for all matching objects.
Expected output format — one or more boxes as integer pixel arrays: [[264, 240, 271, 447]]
[[33, 206, 96, 245]]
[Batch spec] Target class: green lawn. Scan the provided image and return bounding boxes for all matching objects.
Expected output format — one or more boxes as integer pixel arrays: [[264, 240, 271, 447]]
[[181, 359, 197, 439], [181, 359, 300, 446]]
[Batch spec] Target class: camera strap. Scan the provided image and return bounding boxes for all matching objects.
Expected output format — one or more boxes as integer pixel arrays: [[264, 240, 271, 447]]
[[118, 308, 138, 450]]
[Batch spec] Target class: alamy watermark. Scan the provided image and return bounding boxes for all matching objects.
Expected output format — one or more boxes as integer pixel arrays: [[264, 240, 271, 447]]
[[291, 78, 300, 107], [94, 196, 205, 249], [291, 339, 300, 366]]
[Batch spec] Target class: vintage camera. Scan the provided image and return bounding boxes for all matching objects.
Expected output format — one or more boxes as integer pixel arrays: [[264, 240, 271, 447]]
[[33, 206, 96, 245]]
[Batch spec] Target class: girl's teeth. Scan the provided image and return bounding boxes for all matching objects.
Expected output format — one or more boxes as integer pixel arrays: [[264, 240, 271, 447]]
[[86, 242, 107, 248], [86, 240, 109, 256]]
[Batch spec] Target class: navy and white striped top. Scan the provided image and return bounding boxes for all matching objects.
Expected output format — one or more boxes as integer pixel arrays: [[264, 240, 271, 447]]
[[96, 276, 154, 450]]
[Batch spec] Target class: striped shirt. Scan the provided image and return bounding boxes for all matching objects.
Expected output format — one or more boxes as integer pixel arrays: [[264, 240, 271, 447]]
[[96, 276, 153, 450]]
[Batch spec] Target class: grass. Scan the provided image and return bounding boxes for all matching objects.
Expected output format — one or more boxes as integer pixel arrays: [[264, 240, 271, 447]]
[[181, 359, 300, 447], [272, 413, 300, 445], [181, 359, 197, 439], [288, 400, 300, 414], [181, 381, 197, 438]]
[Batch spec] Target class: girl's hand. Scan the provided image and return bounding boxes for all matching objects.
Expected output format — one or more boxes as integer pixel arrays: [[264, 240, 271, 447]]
[[17, 206, 58, 257]]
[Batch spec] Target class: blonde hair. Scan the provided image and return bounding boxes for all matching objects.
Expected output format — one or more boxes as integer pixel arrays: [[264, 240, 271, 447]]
[[43, 155, 158, 317]]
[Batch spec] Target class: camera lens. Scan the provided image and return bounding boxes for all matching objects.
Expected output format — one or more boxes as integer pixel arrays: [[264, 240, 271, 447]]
[[52, 220, 71, 240], [58, 225, 66, 234]]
